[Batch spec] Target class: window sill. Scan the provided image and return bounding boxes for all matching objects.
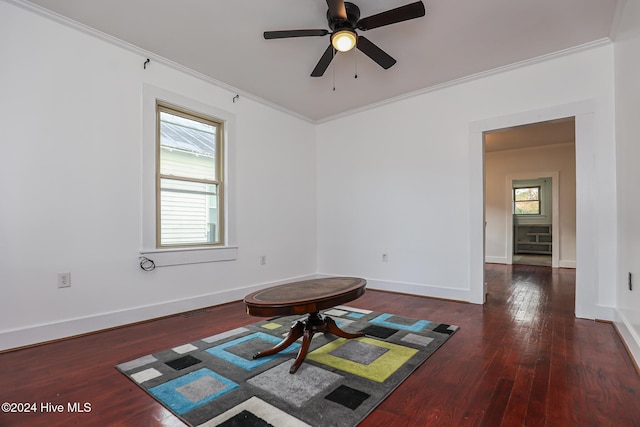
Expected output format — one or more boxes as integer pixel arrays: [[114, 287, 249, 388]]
[[139, 246, 238, 267]]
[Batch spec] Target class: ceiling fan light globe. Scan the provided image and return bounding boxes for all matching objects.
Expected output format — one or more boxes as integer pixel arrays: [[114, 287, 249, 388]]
[[331, 30, 357, 52]]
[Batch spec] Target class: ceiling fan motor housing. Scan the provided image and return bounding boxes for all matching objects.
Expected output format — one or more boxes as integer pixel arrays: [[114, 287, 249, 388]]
[[328, 2, 361, 31]]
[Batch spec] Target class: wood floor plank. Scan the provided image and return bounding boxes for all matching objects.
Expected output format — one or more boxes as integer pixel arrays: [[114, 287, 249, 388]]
[[1, 265, 639, 426]]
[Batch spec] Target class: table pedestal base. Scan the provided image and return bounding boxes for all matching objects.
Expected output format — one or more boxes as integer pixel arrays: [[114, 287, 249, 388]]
[[253, 312, 364, 374]]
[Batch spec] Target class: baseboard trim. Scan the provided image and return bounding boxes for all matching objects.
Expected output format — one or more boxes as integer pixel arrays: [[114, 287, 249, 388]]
[[315, 274, 471, 303], [613, 308, 640, 376], [559, 260, 576, 268], [486, 257, 576, 269], [0, 274, 318, 352], [595, 304, 615, 322]]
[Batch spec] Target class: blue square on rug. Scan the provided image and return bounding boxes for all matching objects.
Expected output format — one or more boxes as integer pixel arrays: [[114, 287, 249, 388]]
[[369, 313, 431, 332], [149, 368, 239, 415], [206, 332, 301, 370]]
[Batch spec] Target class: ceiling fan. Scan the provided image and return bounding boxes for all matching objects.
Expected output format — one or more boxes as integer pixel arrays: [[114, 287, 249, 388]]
[[264, 0, 426, 77]]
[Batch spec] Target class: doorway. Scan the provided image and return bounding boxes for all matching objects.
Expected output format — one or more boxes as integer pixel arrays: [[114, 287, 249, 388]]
[[483, 118, 574, 269], [468, 100, 597, 319]]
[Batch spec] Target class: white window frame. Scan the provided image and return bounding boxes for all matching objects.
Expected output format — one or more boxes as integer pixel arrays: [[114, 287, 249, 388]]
[[513, 185, 542, 216], [141, 84, 237, 266]]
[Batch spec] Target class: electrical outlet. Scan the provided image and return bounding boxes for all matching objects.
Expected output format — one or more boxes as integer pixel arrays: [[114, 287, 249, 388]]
[[259, 256, 267, 265], [58, 272, 71, 288], [629, 272, 633, 291]]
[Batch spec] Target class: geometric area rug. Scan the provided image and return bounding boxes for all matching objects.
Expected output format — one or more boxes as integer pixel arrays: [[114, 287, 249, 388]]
[[116, 306, 459, 427]]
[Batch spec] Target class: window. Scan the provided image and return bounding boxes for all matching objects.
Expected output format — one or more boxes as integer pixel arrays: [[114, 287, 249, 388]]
[[513, 186, 541, 215], [156, 102, 224, 248], [141, 85, 236, 266]]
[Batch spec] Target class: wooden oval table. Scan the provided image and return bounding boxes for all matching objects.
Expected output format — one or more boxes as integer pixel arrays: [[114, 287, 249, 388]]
[[243, 277, 366, 373]]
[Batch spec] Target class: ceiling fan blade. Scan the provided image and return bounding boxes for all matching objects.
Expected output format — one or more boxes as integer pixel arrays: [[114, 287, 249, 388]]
[[357, 1, 425, 31], [264, 29, 329, 39], [326, 0, 347, 20], [356, 36, 396, 69], [311, 45, 335, 77]]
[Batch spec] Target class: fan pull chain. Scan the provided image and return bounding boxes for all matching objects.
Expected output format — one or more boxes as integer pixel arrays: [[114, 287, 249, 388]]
[[354, 51, 358, 79], [332, 49, 336, 91], [333, 66, 336, 91]]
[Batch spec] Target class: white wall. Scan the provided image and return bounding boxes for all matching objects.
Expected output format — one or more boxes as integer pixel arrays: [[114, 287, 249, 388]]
[[316, 44, 616, 309], [0, 1, 317, 350], [614, 0, 640, 365], [485, 144, 576, 267]]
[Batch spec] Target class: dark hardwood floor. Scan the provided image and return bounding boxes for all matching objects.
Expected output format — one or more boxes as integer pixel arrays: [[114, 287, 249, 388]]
[[1, 264, 639, 426]]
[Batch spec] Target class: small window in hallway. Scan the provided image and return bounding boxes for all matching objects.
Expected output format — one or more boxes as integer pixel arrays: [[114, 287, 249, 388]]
[[513, 186, 540, 215]]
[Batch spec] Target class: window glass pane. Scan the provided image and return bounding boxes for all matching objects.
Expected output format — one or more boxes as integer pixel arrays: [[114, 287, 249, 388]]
[[159, 111, 217, 181], [514, 187, 539, 201], [514, 201, 540, 215], [159, 178, 219, 245]]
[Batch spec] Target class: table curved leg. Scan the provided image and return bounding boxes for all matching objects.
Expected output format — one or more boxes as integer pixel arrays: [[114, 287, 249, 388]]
[[324, 316, 364, 339], [253, 321, 305, 359], [290, 327, 314, 374]]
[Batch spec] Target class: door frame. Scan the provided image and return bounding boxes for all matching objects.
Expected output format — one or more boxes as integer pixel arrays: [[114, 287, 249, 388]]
[[468, 100, 596, 319], [506, 172, 560, 268]]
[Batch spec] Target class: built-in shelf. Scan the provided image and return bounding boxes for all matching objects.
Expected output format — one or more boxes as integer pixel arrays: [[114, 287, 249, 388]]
[[515, 224, 552, 254]]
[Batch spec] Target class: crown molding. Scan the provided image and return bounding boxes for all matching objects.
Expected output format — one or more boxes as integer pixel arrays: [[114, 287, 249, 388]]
[[316, 38, 613, 124], [6, 0, 314, 124]]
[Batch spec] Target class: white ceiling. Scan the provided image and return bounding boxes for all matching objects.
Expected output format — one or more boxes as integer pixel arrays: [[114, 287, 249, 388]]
[[24, 0, 621, 122]]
